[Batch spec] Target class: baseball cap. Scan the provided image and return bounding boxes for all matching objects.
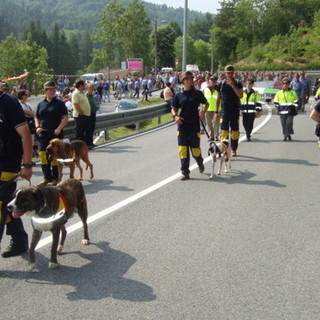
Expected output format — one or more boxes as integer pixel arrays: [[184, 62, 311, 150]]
[[224, 65, 235, 72], [181, 71, 193, 81], [209, 76, 218, 81], [43, 81, 57, 90]]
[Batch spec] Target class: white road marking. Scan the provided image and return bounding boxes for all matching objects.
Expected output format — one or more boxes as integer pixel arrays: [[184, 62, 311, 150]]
[[36, 106, 272, 249]]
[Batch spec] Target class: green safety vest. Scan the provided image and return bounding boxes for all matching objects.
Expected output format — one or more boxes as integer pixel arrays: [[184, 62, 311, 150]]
[[274, 89, 298, 114], [240, 90, 262, 113], [203, 87, 220, 112]]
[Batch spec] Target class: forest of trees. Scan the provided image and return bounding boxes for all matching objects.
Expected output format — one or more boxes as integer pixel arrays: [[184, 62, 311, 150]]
[[2, 0, 320, 86], [212, 0, 320, 70], [0, 0, 204, 79]]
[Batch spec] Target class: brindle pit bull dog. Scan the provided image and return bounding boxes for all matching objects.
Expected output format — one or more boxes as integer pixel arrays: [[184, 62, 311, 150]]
[[7, 179, 90, 270]]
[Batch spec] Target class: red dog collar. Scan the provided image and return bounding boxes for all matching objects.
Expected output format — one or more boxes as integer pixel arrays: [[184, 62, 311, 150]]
[[58, 193, 68, 212]]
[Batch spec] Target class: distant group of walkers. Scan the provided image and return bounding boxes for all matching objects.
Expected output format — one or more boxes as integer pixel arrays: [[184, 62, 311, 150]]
[[170, 66, 318, 180]]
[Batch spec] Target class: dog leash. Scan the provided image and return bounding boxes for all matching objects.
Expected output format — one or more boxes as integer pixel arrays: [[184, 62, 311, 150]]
[[200, 120, 210, 139]]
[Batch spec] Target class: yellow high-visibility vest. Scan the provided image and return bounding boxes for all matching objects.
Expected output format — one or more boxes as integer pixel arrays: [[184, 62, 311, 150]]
[[240, 90, 262, 113], [203, 87, 220, 112], [274, 89, 298, 114]]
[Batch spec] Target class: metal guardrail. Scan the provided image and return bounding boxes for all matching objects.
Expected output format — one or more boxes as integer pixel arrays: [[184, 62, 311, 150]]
[[63, 102, 170, 140]]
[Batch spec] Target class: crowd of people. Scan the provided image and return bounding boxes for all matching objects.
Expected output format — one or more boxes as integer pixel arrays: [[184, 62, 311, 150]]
[[170, 66, 319, 180], [0, 65, 319, 257]]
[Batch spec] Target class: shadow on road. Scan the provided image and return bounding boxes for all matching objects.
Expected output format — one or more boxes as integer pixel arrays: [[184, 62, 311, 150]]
[[83, 179, 134, 194], [199, 169, 286, 188], [93, 145, 141, 154], [0, 241, 156, 302], [234, 155, 318, 167], [248, 138, 317, 144]]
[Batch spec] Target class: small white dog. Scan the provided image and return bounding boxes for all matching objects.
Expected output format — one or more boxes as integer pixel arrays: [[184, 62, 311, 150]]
[[208, 140, 231, 179]]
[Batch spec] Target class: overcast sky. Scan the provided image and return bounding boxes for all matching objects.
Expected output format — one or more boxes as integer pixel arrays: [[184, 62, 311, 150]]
[[145, 0, 221, 14]]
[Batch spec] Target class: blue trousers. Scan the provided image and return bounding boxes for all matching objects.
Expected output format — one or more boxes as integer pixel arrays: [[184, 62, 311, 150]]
[[177, 123, 203, 174], [0, 156, 28, 246]]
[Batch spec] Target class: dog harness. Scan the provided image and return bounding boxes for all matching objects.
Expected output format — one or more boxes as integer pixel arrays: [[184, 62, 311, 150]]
[[56, 142, 76, 163], [57, 148, 76, 163], [31, 193, 68, 232]]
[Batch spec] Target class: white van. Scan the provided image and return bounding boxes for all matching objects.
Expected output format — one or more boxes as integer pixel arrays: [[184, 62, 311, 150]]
[[80, 73, 104, 83], [160, 67, 173, 74], [186, 64, 200, 73]]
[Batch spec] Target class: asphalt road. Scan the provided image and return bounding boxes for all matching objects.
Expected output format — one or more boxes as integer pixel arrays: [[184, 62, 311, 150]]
[[0, 105, 319, 320]]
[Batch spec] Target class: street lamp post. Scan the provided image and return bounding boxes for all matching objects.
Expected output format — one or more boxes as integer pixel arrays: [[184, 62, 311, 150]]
[[154, 19, 168, 75], [210, 35, 214, 74], [204, 33, 214, 74], [182, 0, 188, 72], [154, 18, 158, 76]]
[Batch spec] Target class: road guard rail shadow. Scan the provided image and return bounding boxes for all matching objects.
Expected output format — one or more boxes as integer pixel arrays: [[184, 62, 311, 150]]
[[63, 102, 170, 140]]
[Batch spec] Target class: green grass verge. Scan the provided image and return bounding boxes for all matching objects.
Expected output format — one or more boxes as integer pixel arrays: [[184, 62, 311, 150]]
[[105, 97, 172, 142]]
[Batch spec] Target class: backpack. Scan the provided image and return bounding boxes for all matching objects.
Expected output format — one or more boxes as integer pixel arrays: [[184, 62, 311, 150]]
[[160, 90, 164, 99]]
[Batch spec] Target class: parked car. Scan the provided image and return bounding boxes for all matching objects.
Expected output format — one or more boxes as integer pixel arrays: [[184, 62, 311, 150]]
[[115, 99, 139, 112]]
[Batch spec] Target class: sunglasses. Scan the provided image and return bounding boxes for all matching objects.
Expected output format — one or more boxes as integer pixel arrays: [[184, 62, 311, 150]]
[[282, 82, 289, 84]]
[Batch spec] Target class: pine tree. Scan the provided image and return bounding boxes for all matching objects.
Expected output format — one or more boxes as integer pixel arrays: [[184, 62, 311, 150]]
[[119, 0, 151, 65], [69, 34, 81, 73], [80, 31, 93, 69], [93, 0, 125, 69], [48, 23, 61, 73]]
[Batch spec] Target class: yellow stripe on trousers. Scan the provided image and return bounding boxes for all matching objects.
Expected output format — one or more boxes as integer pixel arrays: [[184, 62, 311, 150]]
[[178, 146, 201, 158], [39, 151, 58, 166], [220, 130, 239, 140]]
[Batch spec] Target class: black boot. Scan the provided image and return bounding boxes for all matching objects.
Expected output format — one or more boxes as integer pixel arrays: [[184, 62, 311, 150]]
[[1, 241, 28, 258], [2, 218, 28, 258]]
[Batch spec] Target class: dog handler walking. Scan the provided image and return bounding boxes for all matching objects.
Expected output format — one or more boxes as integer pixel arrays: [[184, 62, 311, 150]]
[[35, 81, 68, 185], [274, 77, 298, 141], [216, 65, 243, 156], [240, 78, 262, 141], [203, 76, 220, 141], [0, 89, 32, 257], [171, 71, 209, 180]]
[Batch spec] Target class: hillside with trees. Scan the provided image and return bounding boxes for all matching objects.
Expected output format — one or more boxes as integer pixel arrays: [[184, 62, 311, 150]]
[[0, 0, 205, 81], [2, 0, 320, 88], [213, 0, 320, 70], [0, 0, 203, 40]]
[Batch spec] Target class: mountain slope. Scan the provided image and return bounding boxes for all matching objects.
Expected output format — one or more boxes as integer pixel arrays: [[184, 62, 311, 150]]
[[0, 0, 205, 39]]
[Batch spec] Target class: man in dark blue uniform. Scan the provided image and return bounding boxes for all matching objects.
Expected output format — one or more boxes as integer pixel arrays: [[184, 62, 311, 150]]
[[35, 81, 68, 185], [216, 65, 243, 156], [0, 89, 32, 257], [171, 71, 209, 180]]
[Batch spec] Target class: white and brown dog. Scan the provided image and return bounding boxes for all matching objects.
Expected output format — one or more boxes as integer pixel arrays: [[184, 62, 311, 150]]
[[208, 140, 231, 179]]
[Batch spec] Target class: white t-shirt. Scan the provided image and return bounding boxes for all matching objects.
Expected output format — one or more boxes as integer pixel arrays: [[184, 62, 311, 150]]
[[65, 101, 72, 112], [200, 81, 209, 91], [19, 101, 33, 117]]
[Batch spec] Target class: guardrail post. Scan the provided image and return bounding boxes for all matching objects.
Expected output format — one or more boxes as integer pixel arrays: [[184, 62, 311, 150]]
[[135, 122, 140, 130], [157, 116, 161, 124]]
